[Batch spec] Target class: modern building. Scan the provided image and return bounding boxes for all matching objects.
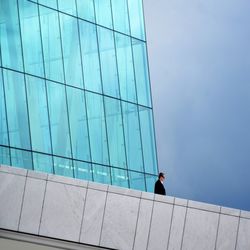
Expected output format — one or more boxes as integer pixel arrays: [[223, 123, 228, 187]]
[[0, 0, 158, 192]]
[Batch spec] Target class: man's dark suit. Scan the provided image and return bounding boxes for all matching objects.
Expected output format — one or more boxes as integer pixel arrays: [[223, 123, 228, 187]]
[[154, 179, 166, 195]]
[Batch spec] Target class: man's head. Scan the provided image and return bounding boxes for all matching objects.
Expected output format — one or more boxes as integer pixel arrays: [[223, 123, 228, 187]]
[[158, 172, 165, 182]]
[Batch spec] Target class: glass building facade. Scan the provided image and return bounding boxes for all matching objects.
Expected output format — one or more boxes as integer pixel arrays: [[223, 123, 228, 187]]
[[0, 0, 158, 191]]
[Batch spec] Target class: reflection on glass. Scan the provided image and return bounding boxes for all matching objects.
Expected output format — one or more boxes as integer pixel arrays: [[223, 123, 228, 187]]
[[11, 148, 33, 170], [145, 174, 156, 193], [129, 171, 146, 191], [59, 13, 83, 88], [122, 101, 143, 172], [92, 164, 111, 184], [94, 0, 113, 29], [86, 92, 109, 165], [115, 33, 137, 103], [0, 146, 10, 165], [74, 160, 93, 181], [132, 39, 151, 107], [39, 6, 64, 83], [0, 0, 23, 71], [4, 70, 31, 150], [104, 97, 126, 168], [0, 70, 8, 146], [19, 0, 44, 77], [76, 0, 95, 22], [26, 75, 51, 154], [47, 81, 71, 158], [139, 106, 157, 175], [97, 27, 120, 98], [79, 21, 102, 93], [111, 167, 129, 188], [33, 152, 53, 173], [53, 156, 73, 177], [67, 87, 90, 161]]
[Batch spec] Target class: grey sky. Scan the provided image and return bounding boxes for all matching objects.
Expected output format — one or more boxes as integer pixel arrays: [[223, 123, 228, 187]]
[[144, 0, 250, 210]]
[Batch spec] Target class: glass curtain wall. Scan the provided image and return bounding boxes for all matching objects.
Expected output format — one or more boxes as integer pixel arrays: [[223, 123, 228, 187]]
[[0, 0, 158, 192]]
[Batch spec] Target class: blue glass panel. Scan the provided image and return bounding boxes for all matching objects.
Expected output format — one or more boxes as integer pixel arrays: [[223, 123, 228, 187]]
[[73, 160, 92, 181], [0, 146, 10, 165], [111, 0, 130, 35], [97, 27, 119, 98], [19, 0, 44, 77], [115, 33, 136, 103], [3, 70, 31, 150], [145, 174, 156, 193], [0, 70, 8, 146], [94, 0, 113, 29], [104, 97, 126, 168], [26, 75, 51, 154], [129, 171, 146, 191], [53, 156, 73, 177], [59, 13, 83, 88], [127, 0, 145, 40], [79, 21, 102, 93], [0, 0, 23, 71], [38, 0, 57, 9], [92, 164, 111, 184], [76, 0, 95, 22], [139, 107, 157, 174], [132, 39, 151, 107], [122, 102, 143, 172], [58, 0, 76, 16], [66, 87, 90, 161], [39, 6, 64, 83], [33, 152, 53, 173], [86, 92, 109, 165], [111, 167, 129, 188], [11, 148, 33, 170], [46, 81, 71, 158]]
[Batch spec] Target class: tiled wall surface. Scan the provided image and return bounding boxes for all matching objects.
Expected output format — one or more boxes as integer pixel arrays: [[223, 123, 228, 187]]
[[0, 165, 250, 250]]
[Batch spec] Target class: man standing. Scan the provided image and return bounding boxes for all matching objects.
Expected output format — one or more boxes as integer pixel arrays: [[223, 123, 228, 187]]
[[154, 172, 166, 195]]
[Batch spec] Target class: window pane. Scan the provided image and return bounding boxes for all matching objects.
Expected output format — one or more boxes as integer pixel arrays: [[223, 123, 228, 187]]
[[11, 148, 33, 170], [19, 0, 44, 77], [53, 156, 73, 178], [145, 174, 157, 193], [58, 0, 76, 16], [26, 75, 51, 154], [129, 171, 146, 191], [4, 70, 31, 150], [0, 0, 23, 71], [0, 146, 10, 165], [132, 39, 151, 107], [38, 0, 57, 9], [73, 160, 92, 181], [111, 0, 130, 35], [122, 102, 143, 172], [33, 152, 53, 173], [40, 6, 64, 83], [97, 27, 119, 98], [139, 107, 157, 175], [104, 97, 126, 168], [67, 87, 90, 161], [92, 164, 111, 185], [76, 0, 95, 22], [59, 13, 83, 88], [79, 21, 102, 93], [115, 33, 136, 103], [47, 81, 71, 158], [111, 167, 128, 188], [0, 70, 8, 146], [86, 92, 109, 165], [127, 0, 145, 40], [94, 0, 113, 29]]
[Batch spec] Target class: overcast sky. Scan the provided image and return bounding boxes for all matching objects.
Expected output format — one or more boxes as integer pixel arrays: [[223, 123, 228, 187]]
[[144, 0, 250, 210]]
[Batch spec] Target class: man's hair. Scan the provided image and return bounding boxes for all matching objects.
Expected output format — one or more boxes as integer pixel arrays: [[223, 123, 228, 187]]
[[158, 172, 165, 179]]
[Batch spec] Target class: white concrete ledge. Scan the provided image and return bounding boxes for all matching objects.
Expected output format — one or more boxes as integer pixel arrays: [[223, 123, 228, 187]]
[[1, 165, 250, 250]]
